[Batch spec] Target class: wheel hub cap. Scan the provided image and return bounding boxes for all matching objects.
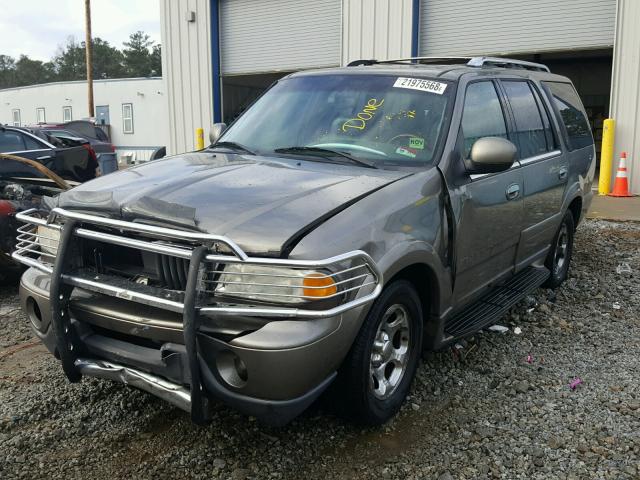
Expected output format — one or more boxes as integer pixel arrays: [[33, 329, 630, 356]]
[[553, 223, 569, 273], [369, 304, 411, 400]]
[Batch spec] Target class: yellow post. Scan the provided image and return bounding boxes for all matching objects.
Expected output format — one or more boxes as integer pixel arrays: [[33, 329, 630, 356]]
[[195, 128, 205, 150], [598, 118, 615, 195]]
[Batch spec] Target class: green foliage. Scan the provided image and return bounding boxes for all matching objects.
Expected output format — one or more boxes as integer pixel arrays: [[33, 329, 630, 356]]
[[0, 31, 161, 89]]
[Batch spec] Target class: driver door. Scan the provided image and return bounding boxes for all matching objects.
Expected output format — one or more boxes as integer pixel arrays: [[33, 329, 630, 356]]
[[449, 80, 524, 307]]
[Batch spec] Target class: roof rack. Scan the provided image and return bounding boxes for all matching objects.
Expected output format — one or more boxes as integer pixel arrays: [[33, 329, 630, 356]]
[[347, 56, 550, 72], [466, 56, 550, 72], [347, 56, 471, 67]]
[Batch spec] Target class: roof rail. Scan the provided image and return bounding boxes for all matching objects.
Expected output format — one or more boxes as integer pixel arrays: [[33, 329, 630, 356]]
[[347, 56, 472, 67], [347, 56, 550, 72], [467, 56, 550, 72]]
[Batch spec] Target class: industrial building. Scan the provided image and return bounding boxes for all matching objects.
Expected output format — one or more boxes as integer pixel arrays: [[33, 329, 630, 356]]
[[160, 0, 639, 194], [0, 77, 169, 163]]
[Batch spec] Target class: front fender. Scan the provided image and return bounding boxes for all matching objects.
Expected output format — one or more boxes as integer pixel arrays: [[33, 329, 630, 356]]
[[375, 240, 452, 317]]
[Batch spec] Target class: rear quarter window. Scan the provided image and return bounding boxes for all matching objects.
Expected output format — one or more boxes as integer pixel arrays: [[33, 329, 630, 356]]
[[543, 81, 593, 150]]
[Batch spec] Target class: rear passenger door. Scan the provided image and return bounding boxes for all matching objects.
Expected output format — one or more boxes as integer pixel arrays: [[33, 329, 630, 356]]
[[499, 80, 567, 269]]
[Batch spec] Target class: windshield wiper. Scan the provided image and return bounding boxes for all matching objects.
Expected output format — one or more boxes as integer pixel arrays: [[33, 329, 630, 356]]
[[209, 141, 255, 155], [274, 146, 377, 169]]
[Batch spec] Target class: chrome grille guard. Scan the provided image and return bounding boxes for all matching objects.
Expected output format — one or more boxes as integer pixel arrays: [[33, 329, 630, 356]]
[[12, 208, 383, 319]]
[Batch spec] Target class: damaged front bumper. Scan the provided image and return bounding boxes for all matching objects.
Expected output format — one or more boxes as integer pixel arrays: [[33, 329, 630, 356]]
[[14, 208, 382, 425]]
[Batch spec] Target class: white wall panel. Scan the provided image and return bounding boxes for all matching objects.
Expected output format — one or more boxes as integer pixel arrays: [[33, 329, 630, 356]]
[[160, 0, 214, 154], [0, 78, 168, 149], [220, 0, 341, 75], [342, 0, 413, 65], [610, 0, 640, 194], [420, 0, 616, 56]]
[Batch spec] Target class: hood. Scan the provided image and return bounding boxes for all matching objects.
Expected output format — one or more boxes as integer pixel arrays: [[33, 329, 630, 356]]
[[56, 152, 410, 255]]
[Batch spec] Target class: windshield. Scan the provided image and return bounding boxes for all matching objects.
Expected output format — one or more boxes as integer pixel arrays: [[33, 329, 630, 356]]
[[218, 74, 452, 167]]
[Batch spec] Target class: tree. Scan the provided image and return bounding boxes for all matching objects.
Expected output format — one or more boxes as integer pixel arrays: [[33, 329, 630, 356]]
[[14, 55, 55, 87], [91, 38, 126, 79], [150, 44, 162, 76], [122, 31, 156, 77], [0, 30, 161, 88], [0, 55, 17, 89], [52, 37, 85, 81]]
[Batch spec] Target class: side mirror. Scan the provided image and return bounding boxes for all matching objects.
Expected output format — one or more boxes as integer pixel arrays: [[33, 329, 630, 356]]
[[469, 137, 517, 173], [209, 122, 227, 144]]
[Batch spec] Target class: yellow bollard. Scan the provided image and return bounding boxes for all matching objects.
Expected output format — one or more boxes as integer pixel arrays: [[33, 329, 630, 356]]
[[598, 118, 615, 195], [195, 128, 205, 150]]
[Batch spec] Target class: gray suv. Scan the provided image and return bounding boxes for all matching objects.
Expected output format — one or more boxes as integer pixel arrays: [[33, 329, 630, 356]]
[[14, 57, 595, 426]]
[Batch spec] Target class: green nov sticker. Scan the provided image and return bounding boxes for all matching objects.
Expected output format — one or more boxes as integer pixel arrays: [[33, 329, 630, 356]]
[[409, 137, 425, 150]]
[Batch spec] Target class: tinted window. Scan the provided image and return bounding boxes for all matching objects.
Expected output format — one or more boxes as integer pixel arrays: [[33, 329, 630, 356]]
[[502, 81, 549, 158], [95, 127, 109, 141], [460, 82, 507, 158], [22, 134, 45, 150], [530, 85, 556, 151], [543, 81, 592, 150], [0, 131, 26, 152]]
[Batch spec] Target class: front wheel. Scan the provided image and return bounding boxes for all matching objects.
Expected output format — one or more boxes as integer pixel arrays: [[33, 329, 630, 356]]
[[542, 210, 575, 288], [335, 280, 423, 425]]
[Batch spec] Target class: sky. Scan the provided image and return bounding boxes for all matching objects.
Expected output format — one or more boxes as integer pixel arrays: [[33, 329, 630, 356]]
[[0, 0, 161, 61]]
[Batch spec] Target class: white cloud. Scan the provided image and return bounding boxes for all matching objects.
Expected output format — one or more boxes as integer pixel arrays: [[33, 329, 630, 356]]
[[0, 0, 161, 61]]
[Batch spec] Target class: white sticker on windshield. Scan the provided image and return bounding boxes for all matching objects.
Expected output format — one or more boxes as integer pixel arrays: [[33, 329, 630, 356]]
[[393, 77, 447, 95]]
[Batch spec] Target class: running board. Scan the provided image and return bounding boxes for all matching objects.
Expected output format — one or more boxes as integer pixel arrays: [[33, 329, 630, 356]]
[[445, 267, 550, 338]]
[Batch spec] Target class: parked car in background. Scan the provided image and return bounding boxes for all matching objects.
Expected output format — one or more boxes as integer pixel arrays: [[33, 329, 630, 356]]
[[34, 120, 118, 174], [0, 124, 97, 280], [13, 57, 594, 426]]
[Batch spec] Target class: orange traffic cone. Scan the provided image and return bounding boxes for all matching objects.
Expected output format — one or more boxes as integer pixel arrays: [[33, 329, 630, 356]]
[[609, 152, 632, 197]]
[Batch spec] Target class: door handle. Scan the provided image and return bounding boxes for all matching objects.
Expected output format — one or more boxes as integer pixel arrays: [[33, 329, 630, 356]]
[[558, 167, 568, 180], [506, 183, 520, 201], [36, 155, 53, 160]]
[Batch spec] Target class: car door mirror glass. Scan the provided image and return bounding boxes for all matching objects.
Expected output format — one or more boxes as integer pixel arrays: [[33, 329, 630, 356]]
[[209, 123, 227, 144], [469, 137, 517, 173]]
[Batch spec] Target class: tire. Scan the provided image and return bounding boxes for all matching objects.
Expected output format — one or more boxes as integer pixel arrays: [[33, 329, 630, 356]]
[[334, 280, 423, 425], [542, 210, 575, 288]]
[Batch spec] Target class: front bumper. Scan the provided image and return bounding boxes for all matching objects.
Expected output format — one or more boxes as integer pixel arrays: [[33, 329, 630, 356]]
[[20, 268, 367, 425], [16, 204, 379, 425]]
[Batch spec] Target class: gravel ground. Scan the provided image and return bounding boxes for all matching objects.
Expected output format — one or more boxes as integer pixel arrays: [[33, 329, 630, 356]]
[[1, 219, 639, 480]]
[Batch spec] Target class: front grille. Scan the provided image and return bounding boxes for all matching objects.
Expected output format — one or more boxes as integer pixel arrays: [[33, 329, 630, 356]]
[[79, 235, 190, 291], [157, 254, 189, 290]]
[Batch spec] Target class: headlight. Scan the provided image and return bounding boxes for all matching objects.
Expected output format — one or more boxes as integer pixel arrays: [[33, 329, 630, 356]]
[[36, 225, 60, 256], [212, 264, 337, 304]]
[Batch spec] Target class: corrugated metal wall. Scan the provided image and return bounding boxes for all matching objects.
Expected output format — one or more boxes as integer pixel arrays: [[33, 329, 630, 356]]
[[342, 0, 413, 65], [220, 0, 341, 75], [610, 0, 639, 194], [160, 0, 214, 155], [420, 0, 616, 56]]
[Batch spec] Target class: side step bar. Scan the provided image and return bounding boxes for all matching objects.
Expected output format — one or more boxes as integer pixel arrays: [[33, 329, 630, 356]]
[[445, 267, 550, 338]]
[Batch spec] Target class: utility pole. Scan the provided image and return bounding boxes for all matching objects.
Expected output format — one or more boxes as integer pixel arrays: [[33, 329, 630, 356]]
[[84, 0, 94, 117]]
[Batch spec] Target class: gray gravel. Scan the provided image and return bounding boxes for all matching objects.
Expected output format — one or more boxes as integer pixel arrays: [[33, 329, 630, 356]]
[[1, 219, 639, 480]]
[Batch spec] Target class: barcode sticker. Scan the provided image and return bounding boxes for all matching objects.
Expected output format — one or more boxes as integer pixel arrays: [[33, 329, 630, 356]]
[[393, 77, 447, 95]]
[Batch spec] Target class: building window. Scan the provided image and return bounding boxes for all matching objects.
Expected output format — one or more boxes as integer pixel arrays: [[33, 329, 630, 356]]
[[11, 109, 21, 126], [62, 106, 72, 122], [122, 103, 134, 134], [36, 107, 46, 124]]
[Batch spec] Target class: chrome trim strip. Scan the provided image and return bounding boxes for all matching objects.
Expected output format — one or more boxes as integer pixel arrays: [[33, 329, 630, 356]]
[[518, 150, 561, 166], [74, 358, 191, 412]]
